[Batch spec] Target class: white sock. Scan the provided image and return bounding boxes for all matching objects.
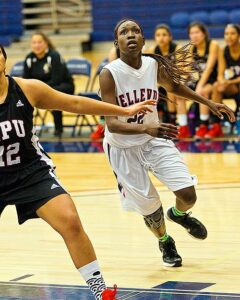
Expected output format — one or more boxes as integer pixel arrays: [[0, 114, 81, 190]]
[[178, 114, 188, 126], [200, 114, 209, 121], [78, 260, 106, 300]]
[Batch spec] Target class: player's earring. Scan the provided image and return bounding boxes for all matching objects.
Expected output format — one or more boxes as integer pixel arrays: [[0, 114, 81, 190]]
[[114, 40, 119, 49]]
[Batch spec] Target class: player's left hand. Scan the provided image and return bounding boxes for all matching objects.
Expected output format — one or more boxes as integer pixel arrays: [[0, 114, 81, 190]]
[[127, 100, 157, 116], [209, 102, 236, 122]]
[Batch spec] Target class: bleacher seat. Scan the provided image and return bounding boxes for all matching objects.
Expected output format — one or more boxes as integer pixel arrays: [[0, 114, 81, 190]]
[[190, 11, 210, 24], [0, 0, 23, 46], [9, 61, 24, 77], [171, 12, 190, 28], [91, 1, 240, 41], [210, 10, 229, 25], [229, 9, 240, 23]]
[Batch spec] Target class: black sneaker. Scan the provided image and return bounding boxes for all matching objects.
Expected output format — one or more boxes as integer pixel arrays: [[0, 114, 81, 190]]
[[159, 236, 182, 267], [166, 207, 207, 240]]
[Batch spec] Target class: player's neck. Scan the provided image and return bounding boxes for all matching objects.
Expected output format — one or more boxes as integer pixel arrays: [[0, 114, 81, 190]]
[[196, 40, 206, 51], [120, 53, 142, 69], [0, 75, 8, 104], [159, 44, 170, 55]]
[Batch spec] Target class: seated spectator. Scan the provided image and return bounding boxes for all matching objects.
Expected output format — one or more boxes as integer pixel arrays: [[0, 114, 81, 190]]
[[211, 24, 240, 128], [188, 22, 220, 138], [146, 24, 178, 123], [23, 32, 74, 137]]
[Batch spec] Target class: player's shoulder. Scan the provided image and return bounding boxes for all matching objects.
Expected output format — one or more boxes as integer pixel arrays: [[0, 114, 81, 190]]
[[142, 55, 158, 68], [209, 39, 219, 49], [105, 58, 121, 68], [13, 77, 46, 96]]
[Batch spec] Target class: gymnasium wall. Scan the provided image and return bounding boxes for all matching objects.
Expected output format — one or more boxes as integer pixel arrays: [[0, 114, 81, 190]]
[[91, 0, 240, 41]]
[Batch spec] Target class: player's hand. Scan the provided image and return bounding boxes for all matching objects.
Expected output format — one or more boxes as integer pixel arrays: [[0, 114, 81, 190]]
[[209, 102, 236, 122], [145, 123, 179, 139], [127, 100, 157, 116]]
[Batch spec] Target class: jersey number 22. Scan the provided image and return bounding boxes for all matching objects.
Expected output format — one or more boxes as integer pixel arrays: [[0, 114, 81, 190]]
[[0, 143, 20, 167]]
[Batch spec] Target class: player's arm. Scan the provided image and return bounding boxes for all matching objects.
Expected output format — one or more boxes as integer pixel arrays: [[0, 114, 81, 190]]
[[15, 77, 155, 117], [217, 47, 226, 82], [217, 49, 240, 85], [100, 69, 179, 139], [157, 65, 235, 122]]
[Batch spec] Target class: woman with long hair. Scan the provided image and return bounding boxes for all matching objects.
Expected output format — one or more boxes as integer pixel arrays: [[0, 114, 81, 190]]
[[147, 24, 191, 138], [188, 22, 220, 138], [211, 24, 240, 123], [100, 18, 234, 269], [0, 45, 155, 300]]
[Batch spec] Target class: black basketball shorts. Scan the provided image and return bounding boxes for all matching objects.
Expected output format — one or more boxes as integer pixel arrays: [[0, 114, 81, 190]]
[[0, 161, 68, 225]]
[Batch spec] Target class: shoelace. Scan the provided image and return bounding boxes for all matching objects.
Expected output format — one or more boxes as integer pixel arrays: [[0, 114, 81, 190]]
[[162, 239, 178, 256]]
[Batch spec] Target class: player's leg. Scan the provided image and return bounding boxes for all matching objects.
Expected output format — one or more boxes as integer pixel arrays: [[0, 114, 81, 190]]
[[36, 194, 116, 300], [177, 97, 191, 138], [211, 81, 223, 103], [149, 139, 207, 240], [103, 141, 182, 267], [195, 84, 213, 138], [143, 206, 182, 267], [166, 186, 207, 240]]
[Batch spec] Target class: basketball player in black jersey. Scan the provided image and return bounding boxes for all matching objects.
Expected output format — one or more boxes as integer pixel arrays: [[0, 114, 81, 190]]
[[0, 45, 161, 300], [188, 22, 220, 139], [212, 24, 240, 112], [147, 24, 190, 138], [100, 19, 235, 269]]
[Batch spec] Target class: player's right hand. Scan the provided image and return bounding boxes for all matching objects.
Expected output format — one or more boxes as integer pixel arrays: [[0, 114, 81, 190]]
[[145, 123, 179, 139]]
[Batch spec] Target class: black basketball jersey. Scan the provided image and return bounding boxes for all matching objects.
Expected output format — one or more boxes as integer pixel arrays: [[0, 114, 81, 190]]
[[192, 40, 218, 81], [224, 46, 240, 79], [0, 76, 54, 173], [154, 42, 177, 60]]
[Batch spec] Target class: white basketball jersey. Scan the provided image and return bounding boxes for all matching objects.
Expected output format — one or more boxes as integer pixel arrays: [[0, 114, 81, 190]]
[[104, 56, 159, 148]]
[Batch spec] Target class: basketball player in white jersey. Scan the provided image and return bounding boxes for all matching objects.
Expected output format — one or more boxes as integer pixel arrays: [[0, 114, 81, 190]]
[[100, 19, 235, 267]]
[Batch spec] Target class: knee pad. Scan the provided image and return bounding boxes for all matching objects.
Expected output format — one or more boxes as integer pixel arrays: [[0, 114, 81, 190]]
[[144, 206, 164, 230]]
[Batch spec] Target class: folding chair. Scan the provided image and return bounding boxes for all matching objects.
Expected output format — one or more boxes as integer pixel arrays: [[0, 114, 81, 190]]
[[89, 58, 109, 91], [66, 58, 95, 136], [10, 61, 45, 129], [9, 60, 24, 77]]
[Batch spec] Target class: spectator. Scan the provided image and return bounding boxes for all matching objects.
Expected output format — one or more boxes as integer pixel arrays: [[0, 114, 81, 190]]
[[146, 24, 190, 137], [188, 22, 220, 138], [147, 25, 177, 123], [211, 24, 240, 126], [23, 32, 74, 137]]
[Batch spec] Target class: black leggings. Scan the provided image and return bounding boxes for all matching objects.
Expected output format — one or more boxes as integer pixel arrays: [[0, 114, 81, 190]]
[[52, 82, 74, 132]]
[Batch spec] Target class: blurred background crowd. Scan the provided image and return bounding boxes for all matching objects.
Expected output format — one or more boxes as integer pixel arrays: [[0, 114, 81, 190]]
[[1, 0, 240, 140]]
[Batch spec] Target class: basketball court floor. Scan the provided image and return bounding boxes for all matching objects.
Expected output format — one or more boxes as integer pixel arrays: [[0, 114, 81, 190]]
[[0, 137, 240, 299]]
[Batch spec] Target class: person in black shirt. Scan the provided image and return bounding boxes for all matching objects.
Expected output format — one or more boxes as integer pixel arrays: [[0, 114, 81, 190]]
[[147, 24, 190, 138], [0, 46, 156, 300], [23, 32, 74, 136], [212, 24, 240, 114], [188, 22, 220, 138]]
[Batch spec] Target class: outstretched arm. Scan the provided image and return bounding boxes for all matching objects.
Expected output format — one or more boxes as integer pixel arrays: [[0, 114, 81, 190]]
[[157, 65, 236, 122], [15, 77, 155, 117]]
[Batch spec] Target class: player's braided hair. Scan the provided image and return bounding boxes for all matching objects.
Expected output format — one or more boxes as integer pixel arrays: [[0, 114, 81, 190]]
[[114, 19, 201, 102]]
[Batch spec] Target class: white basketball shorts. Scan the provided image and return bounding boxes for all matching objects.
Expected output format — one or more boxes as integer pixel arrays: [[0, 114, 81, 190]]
[[103, 138, 197, 216]]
